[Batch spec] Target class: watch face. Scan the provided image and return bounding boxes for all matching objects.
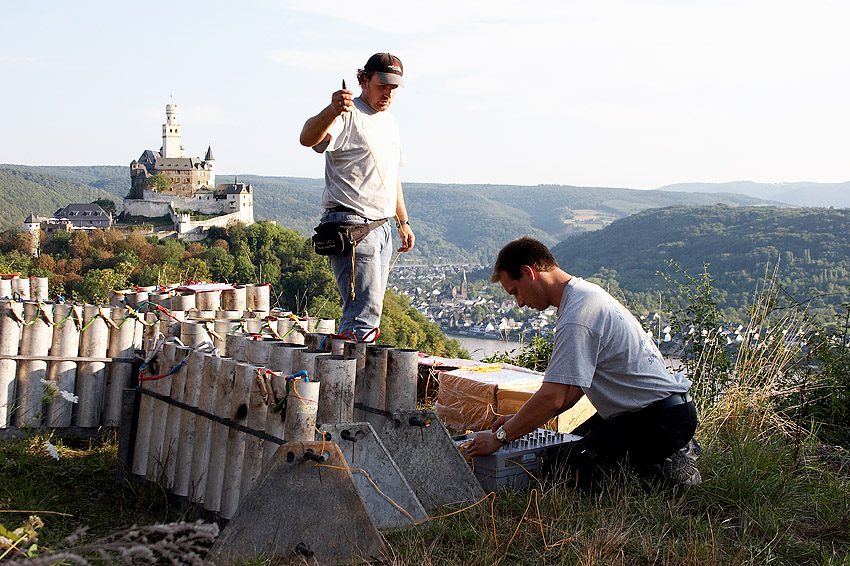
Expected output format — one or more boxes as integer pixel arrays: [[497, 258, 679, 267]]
[[496, 427, 507, 442]]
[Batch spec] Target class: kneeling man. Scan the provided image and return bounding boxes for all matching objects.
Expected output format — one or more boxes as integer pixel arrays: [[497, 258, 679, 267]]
[[468, 237, 700, 488]]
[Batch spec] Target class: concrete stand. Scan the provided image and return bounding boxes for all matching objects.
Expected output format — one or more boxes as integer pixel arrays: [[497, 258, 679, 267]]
[[320, 423, 428, 530], [378, 409, 485, 511], [207, 441, 384, 565]]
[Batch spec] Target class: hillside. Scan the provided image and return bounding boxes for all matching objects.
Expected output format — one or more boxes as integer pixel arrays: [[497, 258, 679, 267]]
[[658, 180, 850, 208], [551, 204, 850, 323], [0, 167, 118, 229], [0, 164, 785, 263]]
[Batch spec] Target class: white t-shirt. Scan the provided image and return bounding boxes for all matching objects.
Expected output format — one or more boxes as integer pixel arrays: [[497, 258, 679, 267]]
[[544, 277, 692, 419], [314, 97, 405, 220]]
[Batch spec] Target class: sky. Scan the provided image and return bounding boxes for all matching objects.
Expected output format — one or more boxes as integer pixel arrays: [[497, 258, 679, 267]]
[[1, 0, 848, 190]]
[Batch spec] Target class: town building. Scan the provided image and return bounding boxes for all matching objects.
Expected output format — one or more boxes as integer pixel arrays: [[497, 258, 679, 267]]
[[23, 204, 112, 257]]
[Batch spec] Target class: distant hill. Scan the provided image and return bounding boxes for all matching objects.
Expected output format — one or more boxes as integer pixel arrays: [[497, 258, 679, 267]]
[[0, 167, 118, 230], [551, 204, 850, 323], [0, 164, 788, 263], [657, 181, 850, 208], [224, 177, 781, 263], [0, 164, 130, 201]]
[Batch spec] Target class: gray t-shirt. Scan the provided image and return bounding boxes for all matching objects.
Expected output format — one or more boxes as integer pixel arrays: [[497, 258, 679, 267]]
[[544, 277, 692, 419], [314, 97, 405, 221]]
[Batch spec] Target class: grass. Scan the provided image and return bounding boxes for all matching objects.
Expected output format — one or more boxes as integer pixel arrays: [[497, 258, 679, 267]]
[[2, 392, 849, 564], [2, 277, 850, 564], [0, 432, 182, 561]]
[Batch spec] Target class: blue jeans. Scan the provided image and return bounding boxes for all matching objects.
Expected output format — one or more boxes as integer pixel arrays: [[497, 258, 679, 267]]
[[321, 211, 393, 340]]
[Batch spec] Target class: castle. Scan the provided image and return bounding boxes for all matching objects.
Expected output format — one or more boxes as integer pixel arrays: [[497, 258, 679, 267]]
[[124, 104, 254, 240]]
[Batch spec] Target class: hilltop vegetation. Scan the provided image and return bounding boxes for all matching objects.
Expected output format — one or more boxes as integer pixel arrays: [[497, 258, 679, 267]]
[[552, 204, 850, 324], [0, 168, 118, 229], [0, 221, 465, 358], [0, 164, 778, 263], [4, 164, 849, 322]]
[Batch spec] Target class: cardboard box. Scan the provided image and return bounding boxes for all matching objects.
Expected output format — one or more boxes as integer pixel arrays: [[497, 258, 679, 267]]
[[436, 365, 596, 433]]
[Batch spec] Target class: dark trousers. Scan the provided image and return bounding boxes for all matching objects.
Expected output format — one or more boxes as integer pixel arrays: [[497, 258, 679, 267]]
[[541, 400, 698, 490]]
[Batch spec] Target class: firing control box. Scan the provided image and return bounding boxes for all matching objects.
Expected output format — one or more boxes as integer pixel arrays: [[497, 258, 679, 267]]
[[454, 429, 581, 491]]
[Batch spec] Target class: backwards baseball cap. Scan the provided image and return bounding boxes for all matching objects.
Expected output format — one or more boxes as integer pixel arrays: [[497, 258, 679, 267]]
[[363, 53, 404, 86]]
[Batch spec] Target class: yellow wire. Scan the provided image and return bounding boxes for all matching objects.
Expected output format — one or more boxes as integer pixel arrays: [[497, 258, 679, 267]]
[[316, 463, 416, 523]]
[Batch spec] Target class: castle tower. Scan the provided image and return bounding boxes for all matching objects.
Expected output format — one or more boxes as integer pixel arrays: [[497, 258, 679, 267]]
[[161, 104, 183, 158], [205, 145, 216, 188], [24, 213, 40, 257]]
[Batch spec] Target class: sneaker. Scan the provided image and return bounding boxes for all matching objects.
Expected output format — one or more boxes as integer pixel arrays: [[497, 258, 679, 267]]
[[661, 438, 702, 486], [683, 437, 702, 461]]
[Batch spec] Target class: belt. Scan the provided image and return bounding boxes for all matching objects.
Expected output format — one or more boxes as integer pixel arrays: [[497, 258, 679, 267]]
[[651, 392, 692, 410]]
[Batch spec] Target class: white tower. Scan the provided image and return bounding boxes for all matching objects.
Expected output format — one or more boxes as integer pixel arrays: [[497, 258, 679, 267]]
[[205, 145, 216, 188], [161, 104, 183, 158], [24, 213, 40, 257]]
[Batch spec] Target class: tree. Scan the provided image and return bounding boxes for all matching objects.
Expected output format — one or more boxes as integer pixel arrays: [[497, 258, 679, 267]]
[[91, 198, 117, 217], [471, 304, 486, 323], [147, 174, 172, 193], [69, 231, 91, 258], [203, 246, 235, 282]]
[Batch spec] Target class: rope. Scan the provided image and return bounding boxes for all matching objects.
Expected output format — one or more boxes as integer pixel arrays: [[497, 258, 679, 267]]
[[361, 327, 380, 343], [349, 244, 356, 300], [139, 359, 187, 382]]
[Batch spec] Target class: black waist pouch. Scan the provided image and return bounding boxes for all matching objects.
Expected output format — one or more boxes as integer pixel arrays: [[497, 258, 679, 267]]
[[312, 219, 387, 256]]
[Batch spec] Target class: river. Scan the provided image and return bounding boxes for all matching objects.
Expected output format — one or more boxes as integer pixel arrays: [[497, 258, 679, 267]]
[[448, 334, 524, 361]]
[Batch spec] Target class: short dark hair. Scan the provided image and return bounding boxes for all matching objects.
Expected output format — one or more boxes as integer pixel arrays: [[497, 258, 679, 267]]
[[490, 237, 559, 283]]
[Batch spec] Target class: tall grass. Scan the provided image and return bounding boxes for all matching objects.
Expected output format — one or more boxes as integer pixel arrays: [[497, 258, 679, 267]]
[[2, 265, 849, 564], [377, 265, 850, 565]]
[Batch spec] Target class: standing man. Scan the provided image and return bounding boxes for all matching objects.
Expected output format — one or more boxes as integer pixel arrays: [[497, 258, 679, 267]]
[[300, 53, 415, 340], [468, 237, 700, 488]]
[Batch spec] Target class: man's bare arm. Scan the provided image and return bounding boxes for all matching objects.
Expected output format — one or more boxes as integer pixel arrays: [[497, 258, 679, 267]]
[[395, 180, 415, 252], [299, 88, 353, 147]]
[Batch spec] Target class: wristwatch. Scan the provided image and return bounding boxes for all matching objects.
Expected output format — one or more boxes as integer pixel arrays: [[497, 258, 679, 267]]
[[495, 425, 509, 445], [396, 219, 410, 228]]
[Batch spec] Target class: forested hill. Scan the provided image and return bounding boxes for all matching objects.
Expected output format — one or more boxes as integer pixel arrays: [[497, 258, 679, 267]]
[[0, 168, 117, 229], [551, 205, 850, 323], [0, 164, 781, 263]]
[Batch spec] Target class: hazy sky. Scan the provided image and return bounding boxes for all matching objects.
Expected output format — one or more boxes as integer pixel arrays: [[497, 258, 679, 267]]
[[2, 0, 847, 189]]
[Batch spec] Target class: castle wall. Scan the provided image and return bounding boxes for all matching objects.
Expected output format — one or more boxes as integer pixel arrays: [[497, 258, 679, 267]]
[[123, 199, 172, 218], [128, 190, 228, 215], [175, 210, 246, 242]]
